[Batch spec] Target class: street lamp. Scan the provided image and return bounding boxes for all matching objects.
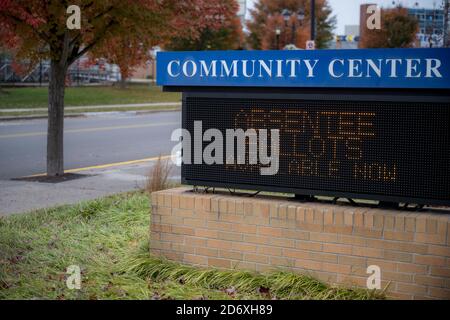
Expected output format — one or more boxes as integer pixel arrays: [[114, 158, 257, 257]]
[[297, 8, 305, 22], [391, 0, 402, 8], [294, 8, 305, 45], [275, 27, 281, 49], [282, 9, 291, 26], [281, 7, 305, 46], [310, 0, 315, 41]]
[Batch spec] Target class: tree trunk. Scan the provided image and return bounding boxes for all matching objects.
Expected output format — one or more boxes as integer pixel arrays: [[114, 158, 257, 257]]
[[47, 60, 67, 176], [119, 76, 127, 89]]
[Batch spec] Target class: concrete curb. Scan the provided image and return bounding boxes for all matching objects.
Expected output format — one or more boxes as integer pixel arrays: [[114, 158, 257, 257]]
[[0, 107, 181, 121], [1, 102, 182, 113], [0, 114, 86, 121]]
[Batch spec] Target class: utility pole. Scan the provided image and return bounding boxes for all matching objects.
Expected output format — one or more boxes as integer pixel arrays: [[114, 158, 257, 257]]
[[291, 23, 296, 44], [275, 27, 281, 49], [310, 0, 315, 41]]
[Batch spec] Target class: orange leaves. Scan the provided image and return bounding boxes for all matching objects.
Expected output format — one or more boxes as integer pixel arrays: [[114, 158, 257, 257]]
[[359, 6, 419, 48], [246, 0, 335, 50], [167, 0, 240, 41], [92, 37, 147, 81], [1, 0, 242, 77]]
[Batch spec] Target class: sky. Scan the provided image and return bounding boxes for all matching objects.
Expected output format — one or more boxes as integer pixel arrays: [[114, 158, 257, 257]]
[[245, 0, 442, 35]]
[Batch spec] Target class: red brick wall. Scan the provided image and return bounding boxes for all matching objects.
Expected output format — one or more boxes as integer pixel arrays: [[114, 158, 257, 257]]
[[150, 187, 450, 299]]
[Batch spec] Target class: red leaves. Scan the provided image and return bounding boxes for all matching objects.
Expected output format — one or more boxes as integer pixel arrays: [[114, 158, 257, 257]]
[[359, 6, 419, 48], [247, 0, 332, 50], [92, 37, 148, 82], [10, 60, 28, 77], [1, 0, 241, 81], [0, 0, 45, 28], [167, 0, 239, 41]]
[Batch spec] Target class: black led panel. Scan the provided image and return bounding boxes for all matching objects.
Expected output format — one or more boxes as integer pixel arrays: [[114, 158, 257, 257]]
[[182, 95, 450, 205]]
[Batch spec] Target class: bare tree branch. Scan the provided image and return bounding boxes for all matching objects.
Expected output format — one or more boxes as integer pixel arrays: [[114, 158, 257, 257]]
[[68, 19, 117, 65]]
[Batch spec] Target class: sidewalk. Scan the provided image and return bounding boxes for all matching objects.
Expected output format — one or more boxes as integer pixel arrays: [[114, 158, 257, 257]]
[[0, 160, 180, 216], [0, 102, 181, 113]]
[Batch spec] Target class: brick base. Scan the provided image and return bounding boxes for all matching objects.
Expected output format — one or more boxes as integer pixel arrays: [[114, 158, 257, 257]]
[[150, 187, 450, 300]]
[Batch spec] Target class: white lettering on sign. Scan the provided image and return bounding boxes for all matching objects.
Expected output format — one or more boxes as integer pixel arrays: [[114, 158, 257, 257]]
[[165, 58, 443, 80], [329, 59, 344, 78], [167, 60, 180, 77], [200, 60, 217, 77], [426, 59, 442, 78]]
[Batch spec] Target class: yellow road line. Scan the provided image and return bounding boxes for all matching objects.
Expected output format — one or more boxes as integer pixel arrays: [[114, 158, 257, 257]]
[[0, 122, 178, 139], [27, 155, 172, 177]]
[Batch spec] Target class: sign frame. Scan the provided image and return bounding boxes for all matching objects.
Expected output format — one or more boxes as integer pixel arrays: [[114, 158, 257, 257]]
[[157, 48, 450, 89], [180, 88, 450, 206], [159, 49, 450, 206]]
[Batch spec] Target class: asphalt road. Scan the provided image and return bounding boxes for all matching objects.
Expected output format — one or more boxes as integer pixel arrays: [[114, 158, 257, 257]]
[[0, 111, 180, 179]]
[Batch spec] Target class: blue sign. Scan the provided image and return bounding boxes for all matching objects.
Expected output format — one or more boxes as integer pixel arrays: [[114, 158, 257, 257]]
[[156, 48, 450, 89]]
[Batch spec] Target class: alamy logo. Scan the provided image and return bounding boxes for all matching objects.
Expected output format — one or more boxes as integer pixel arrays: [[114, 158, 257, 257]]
[[366, 5, 381, 30], [66, 265, 81, 290], [366, 265, 381, 290], [171, 121, 280, 175], [66, 5, 81, 30]]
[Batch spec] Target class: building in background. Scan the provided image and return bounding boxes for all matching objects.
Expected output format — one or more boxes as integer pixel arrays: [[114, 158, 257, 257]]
[[408, 6, 445, 47], [359, 2, 447, 48], [445, 0, 450, 47], [0, 53, 120, 85], [345, 25, 360, 37], [328, 25, 360, 49], [359, 3, 375, 48], [129, 46, 160, 81]]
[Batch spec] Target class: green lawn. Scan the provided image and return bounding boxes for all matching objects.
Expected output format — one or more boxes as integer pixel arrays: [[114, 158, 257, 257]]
[[0, 191, 384, 300], [0, 85, 181, 109]]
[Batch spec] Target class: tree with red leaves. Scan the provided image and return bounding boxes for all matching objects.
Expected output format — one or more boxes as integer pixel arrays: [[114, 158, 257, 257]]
[[359, 6, 419, 49], [247, 0, 335, 50], [92, 37, 148, 88], [164, 0, 243, 51], [0, 0, 233, 177]]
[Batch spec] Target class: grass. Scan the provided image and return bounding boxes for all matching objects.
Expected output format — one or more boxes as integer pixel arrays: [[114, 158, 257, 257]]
[[0, 85, 181, 109], [145, 155, 173, 193], [0, 191, 385, 300]]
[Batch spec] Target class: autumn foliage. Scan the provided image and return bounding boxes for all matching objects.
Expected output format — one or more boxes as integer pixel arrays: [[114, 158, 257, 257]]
[[0, 0, 240, 176], [0, 0, 235, 69], [246, 0, 336, 50], [165, 0, 243, 51], [359, 6, 419, 48]]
